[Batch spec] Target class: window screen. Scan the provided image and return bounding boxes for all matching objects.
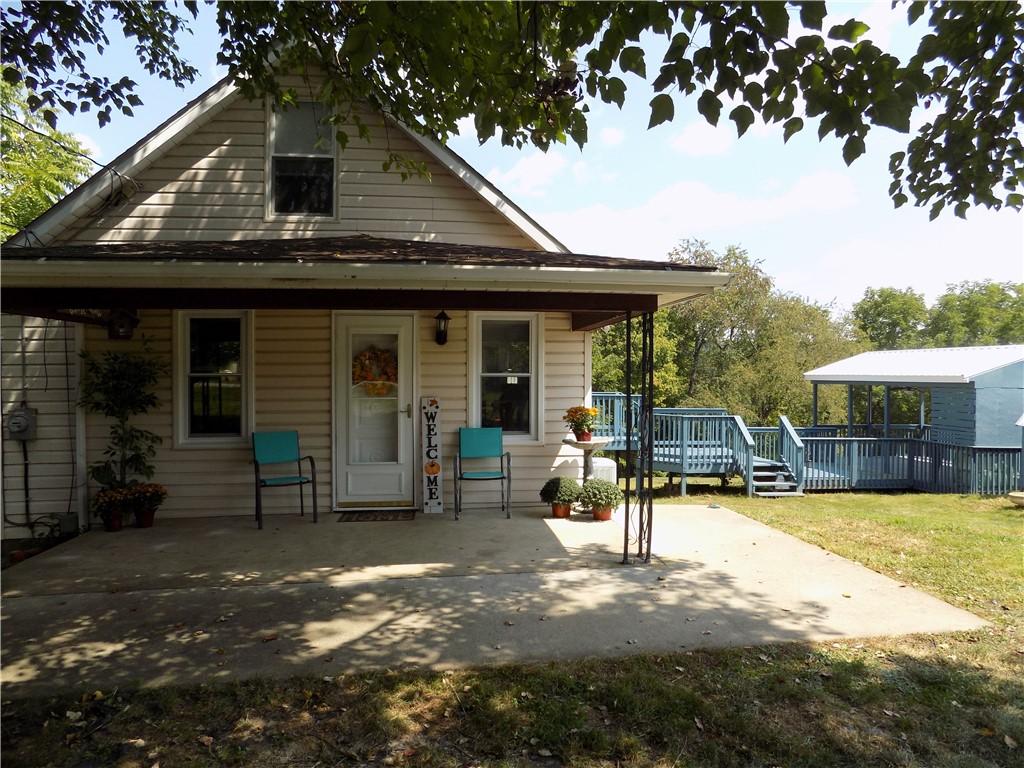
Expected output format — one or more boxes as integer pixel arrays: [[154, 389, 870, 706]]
[[188, 317, 243, 436], [479, 320, 532, 434], [271, 102, 334, 216]]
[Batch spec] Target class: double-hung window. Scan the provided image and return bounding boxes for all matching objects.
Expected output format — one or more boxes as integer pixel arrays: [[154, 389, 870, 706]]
[[269, 101, 334, 216], [175, 312, 251, 446], [470, 313, 543, 440]]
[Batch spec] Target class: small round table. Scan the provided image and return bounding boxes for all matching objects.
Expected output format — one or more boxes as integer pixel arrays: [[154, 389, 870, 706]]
[[561, 436, 613, 482]]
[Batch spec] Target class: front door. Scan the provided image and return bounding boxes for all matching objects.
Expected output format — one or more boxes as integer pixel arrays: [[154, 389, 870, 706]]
[[334, 314, 415, 508]]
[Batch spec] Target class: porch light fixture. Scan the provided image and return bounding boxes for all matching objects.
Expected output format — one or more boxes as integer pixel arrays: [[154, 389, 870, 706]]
[[434, 310, 450, 346], [106, 309, 140, 340]]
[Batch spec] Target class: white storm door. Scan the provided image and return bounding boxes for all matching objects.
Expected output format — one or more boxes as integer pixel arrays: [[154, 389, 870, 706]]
[[335, 315, 415, 507]]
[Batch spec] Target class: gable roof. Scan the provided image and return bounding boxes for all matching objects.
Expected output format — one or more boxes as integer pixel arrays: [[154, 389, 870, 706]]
[[804, 345, 1024, 385], [6, 77, 568, 253]]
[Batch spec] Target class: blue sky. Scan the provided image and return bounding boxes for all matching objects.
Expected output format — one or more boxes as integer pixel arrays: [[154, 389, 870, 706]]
[[60, 1, 1022, 313]]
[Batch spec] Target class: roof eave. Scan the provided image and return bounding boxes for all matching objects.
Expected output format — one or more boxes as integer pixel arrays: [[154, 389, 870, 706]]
[[1, 258, 730, 298], [803, 374, 970, 385]]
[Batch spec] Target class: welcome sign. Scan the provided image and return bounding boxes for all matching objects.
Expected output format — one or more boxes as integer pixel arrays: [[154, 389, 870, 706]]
[[421, 396, 443, 514]]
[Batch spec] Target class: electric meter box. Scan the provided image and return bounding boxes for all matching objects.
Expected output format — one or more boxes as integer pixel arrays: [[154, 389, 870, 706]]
[[7, 405, 37, 441]]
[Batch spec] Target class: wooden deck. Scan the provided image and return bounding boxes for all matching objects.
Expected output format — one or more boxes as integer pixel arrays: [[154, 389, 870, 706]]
[[593, 393, 1023, 497]]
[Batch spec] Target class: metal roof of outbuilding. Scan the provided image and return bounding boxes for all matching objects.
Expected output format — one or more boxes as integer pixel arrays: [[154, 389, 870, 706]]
[[804, 345, 1024, 385]]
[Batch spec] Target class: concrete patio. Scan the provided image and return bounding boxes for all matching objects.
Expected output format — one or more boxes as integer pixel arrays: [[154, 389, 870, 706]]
[[1, 504, 986, 699]]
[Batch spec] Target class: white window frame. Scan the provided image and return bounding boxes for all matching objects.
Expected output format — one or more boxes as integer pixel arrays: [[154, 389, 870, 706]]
[[467, 312, 545, 445], [264, 99, 336, 220], [173, 310, 255, 448]]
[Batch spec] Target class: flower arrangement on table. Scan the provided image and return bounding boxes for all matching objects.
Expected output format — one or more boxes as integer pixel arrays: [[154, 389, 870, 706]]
[[563, 405, 600, 440], [352, 346, 398, 396]]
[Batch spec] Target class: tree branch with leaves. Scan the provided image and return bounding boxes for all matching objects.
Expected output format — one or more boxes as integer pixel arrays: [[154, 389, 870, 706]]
[[2, 1, 1021, 214]]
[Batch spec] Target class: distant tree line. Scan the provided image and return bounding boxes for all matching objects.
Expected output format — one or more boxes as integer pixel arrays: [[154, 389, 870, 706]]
[[851, 283, 1024, 350], [592, 240, 1023, 427]]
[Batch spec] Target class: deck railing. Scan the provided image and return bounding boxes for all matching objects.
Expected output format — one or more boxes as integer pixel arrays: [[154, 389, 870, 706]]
[[730, 416, 756, 497], [748, 426, 777, 458], [799, 437, 1021, 494], [798, 423, 927, 439], [779, 415, 805, 491], [590, 394, 1020, 495]]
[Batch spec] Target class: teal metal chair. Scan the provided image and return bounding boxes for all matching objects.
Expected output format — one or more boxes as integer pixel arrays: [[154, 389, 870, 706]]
[[252, 430, 317, 529], [454, 427, 511, 520]]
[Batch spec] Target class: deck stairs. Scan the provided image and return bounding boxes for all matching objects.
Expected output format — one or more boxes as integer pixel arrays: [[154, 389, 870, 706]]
[[750, 458, 804, 498]]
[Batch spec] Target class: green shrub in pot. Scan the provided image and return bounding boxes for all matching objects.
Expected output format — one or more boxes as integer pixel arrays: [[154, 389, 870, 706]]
[[580, 478, 624, 521], [540, 477, 581, 517]]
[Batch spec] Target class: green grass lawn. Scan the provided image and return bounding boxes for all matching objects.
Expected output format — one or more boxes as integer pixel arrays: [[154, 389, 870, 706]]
[[3, 490, 1022, 767]]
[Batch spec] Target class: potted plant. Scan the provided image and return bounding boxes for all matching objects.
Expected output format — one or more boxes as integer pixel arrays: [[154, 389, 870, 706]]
[[127, 483, 169, 527], [539, 477, 582, 518], [79, 346, 168, 530], [580, 478, 624, 521], [564, 405, 599, 441]]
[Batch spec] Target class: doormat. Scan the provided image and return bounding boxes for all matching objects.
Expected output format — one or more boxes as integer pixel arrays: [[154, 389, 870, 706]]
[[336, 509, 417, 522]]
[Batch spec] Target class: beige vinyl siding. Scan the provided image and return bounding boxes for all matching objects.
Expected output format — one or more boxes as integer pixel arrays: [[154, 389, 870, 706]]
[[1, 316, 82, 539], [82, 310, 333, 519], [64, 99, 538, 249], [419, 310, 586, 512], [77, 309, 585, 519]]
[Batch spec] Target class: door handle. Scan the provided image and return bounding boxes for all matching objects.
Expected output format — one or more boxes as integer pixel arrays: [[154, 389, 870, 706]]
[[401, 404, 413, 419]]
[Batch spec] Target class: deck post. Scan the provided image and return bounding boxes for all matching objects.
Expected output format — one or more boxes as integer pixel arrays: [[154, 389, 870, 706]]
[[811, 382, 819, 427], [846, 385, 854, 438], [1019, 427, 1024, 491], [918, 388, 926, 431], [866, 385, 873, 430], [883, 385, 891, 438]]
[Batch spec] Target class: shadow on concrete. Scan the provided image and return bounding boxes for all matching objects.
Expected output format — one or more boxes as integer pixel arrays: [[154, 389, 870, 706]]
[[0, 505, 986, 700]]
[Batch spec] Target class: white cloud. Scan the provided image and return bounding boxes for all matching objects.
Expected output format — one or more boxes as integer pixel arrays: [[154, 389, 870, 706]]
[[600, 126, 625, 146], [486, 150, 568, 198], [73, 132, 102, 162], [539, 171, 859, 259], [670, 119, 735, 157], [773, 209, 1024, 310]]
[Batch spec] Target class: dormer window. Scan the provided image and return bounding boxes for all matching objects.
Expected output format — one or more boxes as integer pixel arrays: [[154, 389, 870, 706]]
[[269, 102, 334, 216]]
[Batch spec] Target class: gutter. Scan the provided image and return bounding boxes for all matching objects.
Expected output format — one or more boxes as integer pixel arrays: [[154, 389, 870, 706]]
[[2, 259, 732, 299]]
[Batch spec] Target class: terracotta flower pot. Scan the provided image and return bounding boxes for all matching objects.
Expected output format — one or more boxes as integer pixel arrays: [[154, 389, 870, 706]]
[[573, 430, 593, 442], [551, 502, 572, 519], [103, 510, 124, 532], [135, 507, 156, 528], [591, 506, 613, 522]]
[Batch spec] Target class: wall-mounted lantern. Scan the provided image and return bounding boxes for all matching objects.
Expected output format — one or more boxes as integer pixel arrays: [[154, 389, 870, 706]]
[[434, 310, 450, 346], [107, 309, 140, 340]]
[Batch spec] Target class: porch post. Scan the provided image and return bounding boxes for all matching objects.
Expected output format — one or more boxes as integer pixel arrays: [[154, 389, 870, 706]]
[[811, 382, 819, 427], [622, 312, 632, 565], [883, 385, 891, 438], [634, 311, 651, 565], [846, 385, 854, 437], [918, 388, 925, 429], [866, 385, 873, 430]]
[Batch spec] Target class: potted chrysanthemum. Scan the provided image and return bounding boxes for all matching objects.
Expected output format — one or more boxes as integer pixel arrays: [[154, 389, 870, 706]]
[[539, 477, 582, 518], [580, 478, 624, 521], [563, 405, 599, 441]]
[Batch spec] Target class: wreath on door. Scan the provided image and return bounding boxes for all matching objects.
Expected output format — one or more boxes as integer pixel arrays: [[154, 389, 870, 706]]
[[353, 346, 398, 396]]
